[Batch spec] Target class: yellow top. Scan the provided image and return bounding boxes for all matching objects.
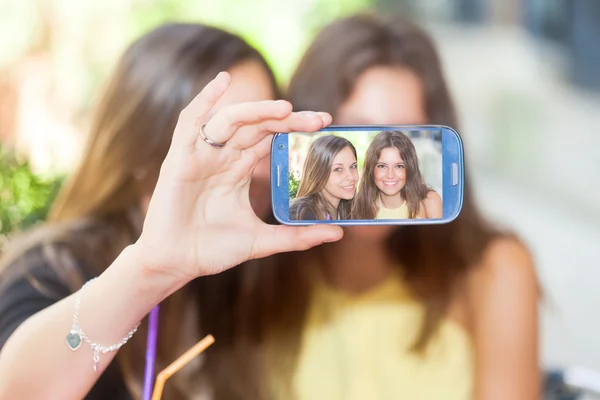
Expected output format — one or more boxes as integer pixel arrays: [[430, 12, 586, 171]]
[[289, 273, 473, 400], [376, 202, 409, 219]]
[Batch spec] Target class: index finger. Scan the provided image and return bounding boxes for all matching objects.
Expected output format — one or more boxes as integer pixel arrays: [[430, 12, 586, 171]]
[[200, 100, 293, 149]]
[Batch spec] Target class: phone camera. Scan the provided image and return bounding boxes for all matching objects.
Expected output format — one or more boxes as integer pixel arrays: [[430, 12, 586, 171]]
[[278, 144, 285, 150]]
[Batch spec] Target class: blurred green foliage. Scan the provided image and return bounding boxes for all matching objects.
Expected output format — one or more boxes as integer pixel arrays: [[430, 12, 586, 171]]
[[0, 146, 63, 248], [289, 170, 300, 200]]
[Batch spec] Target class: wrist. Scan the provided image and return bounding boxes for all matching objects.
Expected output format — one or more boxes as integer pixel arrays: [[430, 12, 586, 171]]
[[121, 243, 190, 302], [68, 244, 182, 371]]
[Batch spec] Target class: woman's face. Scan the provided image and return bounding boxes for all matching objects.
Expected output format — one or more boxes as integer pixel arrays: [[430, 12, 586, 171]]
[[374, 147, 406, 198], [337, 66, 426, 125], [322, 146, 358, 204], [336, 66, 426, 241], [141, 60, 275, 218]]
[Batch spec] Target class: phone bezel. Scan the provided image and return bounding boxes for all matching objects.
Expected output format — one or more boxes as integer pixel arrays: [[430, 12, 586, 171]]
[[270, 125, 464, 226]]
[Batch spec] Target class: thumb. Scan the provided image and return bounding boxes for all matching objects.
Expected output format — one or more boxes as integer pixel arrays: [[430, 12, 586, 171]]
[[252, 224, 344, 258]]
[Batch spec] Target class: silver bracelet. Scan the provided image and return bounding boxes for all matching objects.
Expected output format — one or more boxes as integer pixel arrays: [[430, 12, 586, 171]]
[[65, 278, 141, 372]]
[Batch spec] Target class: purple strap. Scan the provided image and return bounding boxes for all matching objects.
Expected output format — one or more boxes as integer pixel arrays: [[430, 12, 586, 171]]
[[326, 214, 331, 220], [142, 305, 160, 400]]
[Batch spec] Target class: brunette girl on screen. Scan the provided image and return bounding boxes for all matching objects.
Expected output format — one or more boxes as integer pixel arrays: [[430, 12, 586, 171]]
[[353, 130, 442, 220]]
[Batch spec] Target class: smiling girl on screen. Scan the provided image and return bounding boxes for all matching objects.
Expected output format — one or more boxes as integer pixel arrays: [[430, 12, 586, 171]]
[[353, 130, 442, 219], [289, 135, 358, 220]]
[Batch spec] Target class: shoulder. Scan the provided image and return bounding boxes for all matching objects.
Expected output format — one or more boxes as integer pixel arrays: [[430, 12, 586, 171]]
[[0, 242, 131, 398], [467, 235, 539, 299], [421, 190, 442, 218], [463, 238, 541, 398], [290, 198, 317, 220], [301, 208, 318, 220], [0, 220, 106, 293], [0, 224, 100, 349], [462, 235, 540, 342], [0, 243, 74, 349], [0, 241, 85, 299], [425, 190, 441, 202], [424, 190, 441, 205]]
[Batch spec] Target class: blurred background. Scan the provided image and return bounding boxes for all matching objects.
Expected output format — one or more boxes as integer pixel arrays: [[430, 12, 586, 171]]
[[0, 0, 598, 398]]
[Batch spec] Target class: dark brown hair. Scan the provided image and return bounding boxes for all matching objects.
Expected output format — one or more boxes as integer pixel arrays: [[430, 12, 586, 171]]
[[353, 130, 431, 219], [0, 23, 281, 399], [287, 13, 501, 351], [290, 135, 357, 220]]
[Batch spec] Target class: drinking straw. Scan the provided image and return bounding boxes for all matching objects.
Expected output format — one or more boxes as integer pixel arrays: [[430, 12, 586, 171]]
[[142, 305, 160, 400], [151, 335, 215, 400]]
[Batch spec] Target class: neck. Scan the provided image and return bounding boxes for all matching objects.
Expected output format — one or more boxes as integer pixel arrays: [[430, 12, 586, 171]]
[[379, 192, 404, 209], [319, 231, 394, 293]]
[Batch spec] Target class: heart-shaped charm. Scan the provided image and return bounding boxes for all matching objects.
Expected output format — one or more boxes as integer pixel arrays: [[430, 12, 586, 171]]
[[66, 332, 82, 351]]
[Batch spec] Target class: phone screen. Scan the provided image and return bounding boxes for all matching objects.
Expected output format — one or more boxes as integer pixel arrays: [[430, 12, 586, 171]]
[[287, 129, 443, 221]]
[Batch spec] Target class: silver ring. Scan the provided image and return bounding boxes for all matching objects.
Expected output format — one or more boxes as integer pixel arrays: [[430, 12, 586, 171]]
[[199, 124, 227, 149]]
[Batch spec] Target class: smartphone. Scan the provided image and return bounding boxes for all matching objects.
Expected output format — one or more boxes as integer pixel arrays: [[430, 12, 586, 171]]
[[270, 125, 464, 225]]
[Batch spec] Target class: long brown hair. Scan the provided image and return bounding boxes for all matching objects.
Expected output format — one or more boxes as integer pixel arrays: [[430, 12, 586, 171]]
[[287, 14, 501, 351], [290, 135, 356, 220], [353, 130, 431, 219], [49, 24, 277, 222], [0, 23, 280, 399]]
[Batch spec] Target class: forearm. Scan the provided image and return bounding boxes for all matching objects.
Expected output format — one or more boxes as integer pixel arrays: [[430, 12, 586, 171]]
[[0, 245, 184, 400]]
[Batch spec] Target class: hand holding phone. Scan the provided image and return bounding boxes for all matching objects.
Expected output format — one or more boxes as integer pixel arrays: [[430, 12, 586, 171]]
[[136, 72, 343, 282], [271, 125, 464, 225]]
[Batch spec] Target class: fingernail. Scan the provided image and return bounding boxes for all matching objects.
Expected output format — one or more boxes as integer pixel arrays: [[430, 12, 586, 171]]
[[216, 71, 230, 82], [316, 112, 330, 124], [275, 100, 291, 111]]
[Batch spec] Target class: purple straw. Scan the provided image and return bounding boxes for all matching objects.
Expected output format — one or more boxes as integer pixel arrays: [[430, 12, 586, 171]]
[[142, 305, 160, 400]]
